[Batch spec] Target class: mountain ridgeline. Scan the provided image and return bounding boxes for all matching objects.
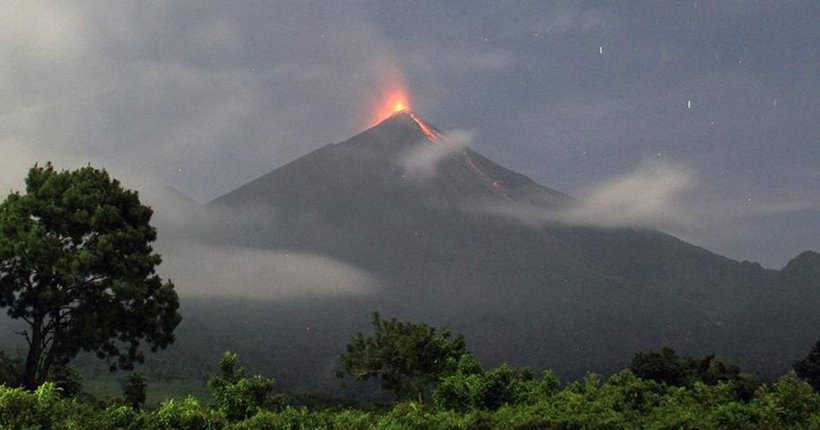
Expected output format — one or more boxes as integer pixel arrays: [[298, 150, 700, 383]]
[[155, 111, 818, 393]]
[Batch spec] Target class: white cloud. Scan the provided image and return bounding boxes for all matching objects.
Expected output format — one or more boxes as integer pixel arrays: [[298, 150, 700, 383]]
[[564, 160, 695, 228], [158, 243, 377, 300], [398, 130, 473, 179], [479, 160, 696, 231]]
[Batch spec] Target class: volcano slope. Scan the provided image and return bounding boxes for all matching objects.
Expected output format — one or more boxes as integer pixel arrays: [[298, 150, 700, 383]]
[[160, 111, 819, 393]]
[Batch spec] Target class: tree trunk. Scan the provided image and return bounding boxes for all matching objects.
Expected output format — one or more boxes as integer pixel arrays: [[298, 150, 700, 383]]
[[21, 317, 43, 390], [37, 341, 57, 386], [36, 312, 61, 386]]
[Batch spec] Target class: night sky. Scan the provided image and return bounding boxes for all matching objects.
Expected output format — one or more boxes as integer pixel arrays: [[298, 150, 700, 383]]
[[1, 1, 818, 267]]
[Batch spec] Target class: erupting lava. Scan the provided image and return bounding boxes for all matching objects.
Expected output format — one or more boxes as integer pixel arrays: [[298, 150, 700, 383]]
[[372, 90, 411, 125], [370, 89, 442, 142], [367, 88, 511, 197]]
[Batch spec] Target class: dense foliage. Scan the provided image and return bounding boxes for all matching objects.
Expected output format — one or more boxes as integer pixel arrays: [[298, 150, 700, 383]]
[[2, 368, 820, 429], [208, 352, 282, 421], [338, 312, 467, 402], [3, 320, 820, 429], [0, 163, 181, 389], [630, 347, 758, 399], [794, 340, 820, 392]]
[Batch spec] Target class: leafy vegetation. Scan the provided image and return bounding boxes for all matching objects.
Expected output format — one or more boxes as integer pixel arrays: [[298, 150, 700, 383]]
[[0, 163, 181, 389], [208, 352, 282, 421], [338, 312, 467, 403], [794, 340, 820, 392], [3, 363, 820, 429], [630, 346, 759, 399], [3, 311, 820, 429]]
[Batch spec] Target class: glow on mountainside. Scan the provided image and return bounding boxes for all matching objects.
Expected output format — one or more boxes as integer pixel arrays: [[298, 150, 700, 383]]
[[372, 89, 508, 197], [409, 112, 440, 142], [408, 113, 509, 197], [463, 149, 509, 197]]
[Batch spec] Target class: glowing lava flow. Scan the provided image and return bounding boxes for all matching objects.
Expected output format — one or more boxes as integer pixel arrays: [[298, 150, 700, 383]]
[[409, 113, 440, 142], [462, 150, 509, 197], [408, 112, 509, 198], [370, 91, 508, 198]]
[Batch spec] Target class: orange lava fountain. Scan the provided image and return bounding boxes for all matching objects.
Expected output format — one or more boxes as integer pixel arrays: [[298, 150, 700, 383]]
[[371, 89, 411, 125]]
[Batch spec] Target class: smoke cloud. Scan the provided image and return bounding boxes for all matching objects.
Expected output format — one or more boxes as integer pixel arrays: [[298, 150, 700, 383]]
[[479, 160, 696, 231], [137, 187, 378, 300], [561, 160, 695, 229], [158, 242, 377, 300], [398, 130, 473, 179]]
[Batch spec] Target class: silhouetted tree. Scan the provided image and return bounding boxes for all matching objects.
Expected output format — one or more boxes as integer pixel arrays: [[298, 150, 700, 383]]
[[630, 347, 685, 386], [684, 354, 758, 400], [51, 365, 82, 398], [124, 372, 147, 410], [795, 341, 820, 392], [0, 163, 181, 389], [632, 347, 757, 399], [339, 312, 468, 402]]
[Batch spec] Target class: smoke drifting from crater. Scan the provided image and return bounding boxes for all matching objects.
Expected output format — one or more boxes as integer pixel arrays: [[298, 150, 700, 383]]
[[399, 130, 474, 179]]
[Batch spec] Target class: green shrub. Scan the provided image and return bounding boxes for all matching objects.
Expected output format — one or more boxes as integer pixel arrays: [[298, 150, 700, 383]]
[[145, 396, 225, 430], [753, 371, 820, 428], [208, 352, 281, 421], [434, 355, 557, 412], [0, 382, 100, 430]]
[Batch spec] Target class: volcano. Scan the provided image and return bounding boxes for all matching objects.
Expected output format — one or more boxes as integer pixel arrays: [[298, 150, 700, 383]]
[[209, 110, 571, 227], [172, 110, 819, 392]]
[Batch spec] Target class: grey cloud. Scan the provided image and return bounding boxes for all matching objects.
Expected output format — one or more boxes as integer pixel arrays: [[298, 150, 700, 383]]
[[533, 8, 608, 36], [0, 138, 42, 194], [0, 1, 407, 202], [403, 50, 514, 73]]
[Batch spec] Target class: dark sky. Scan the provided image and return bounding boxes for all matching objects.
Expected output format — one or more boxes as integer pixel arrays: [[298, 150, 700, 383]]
[[1, 1, 818, 268]]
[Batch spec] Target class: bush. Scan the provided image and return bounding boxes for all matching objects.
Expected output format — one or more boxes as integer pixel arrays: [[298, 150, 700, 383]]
[[753, 371, 820, 428], [145, 396, 225, 430], [0, 382, 100, 429], [434, 355, 558, 412], [208, 351, 282, 421]]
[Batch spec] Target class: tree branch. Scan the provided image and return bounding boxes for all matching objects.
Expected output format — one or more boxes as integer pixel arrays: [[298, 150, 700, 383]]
[[17, 330, 31, 347]]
